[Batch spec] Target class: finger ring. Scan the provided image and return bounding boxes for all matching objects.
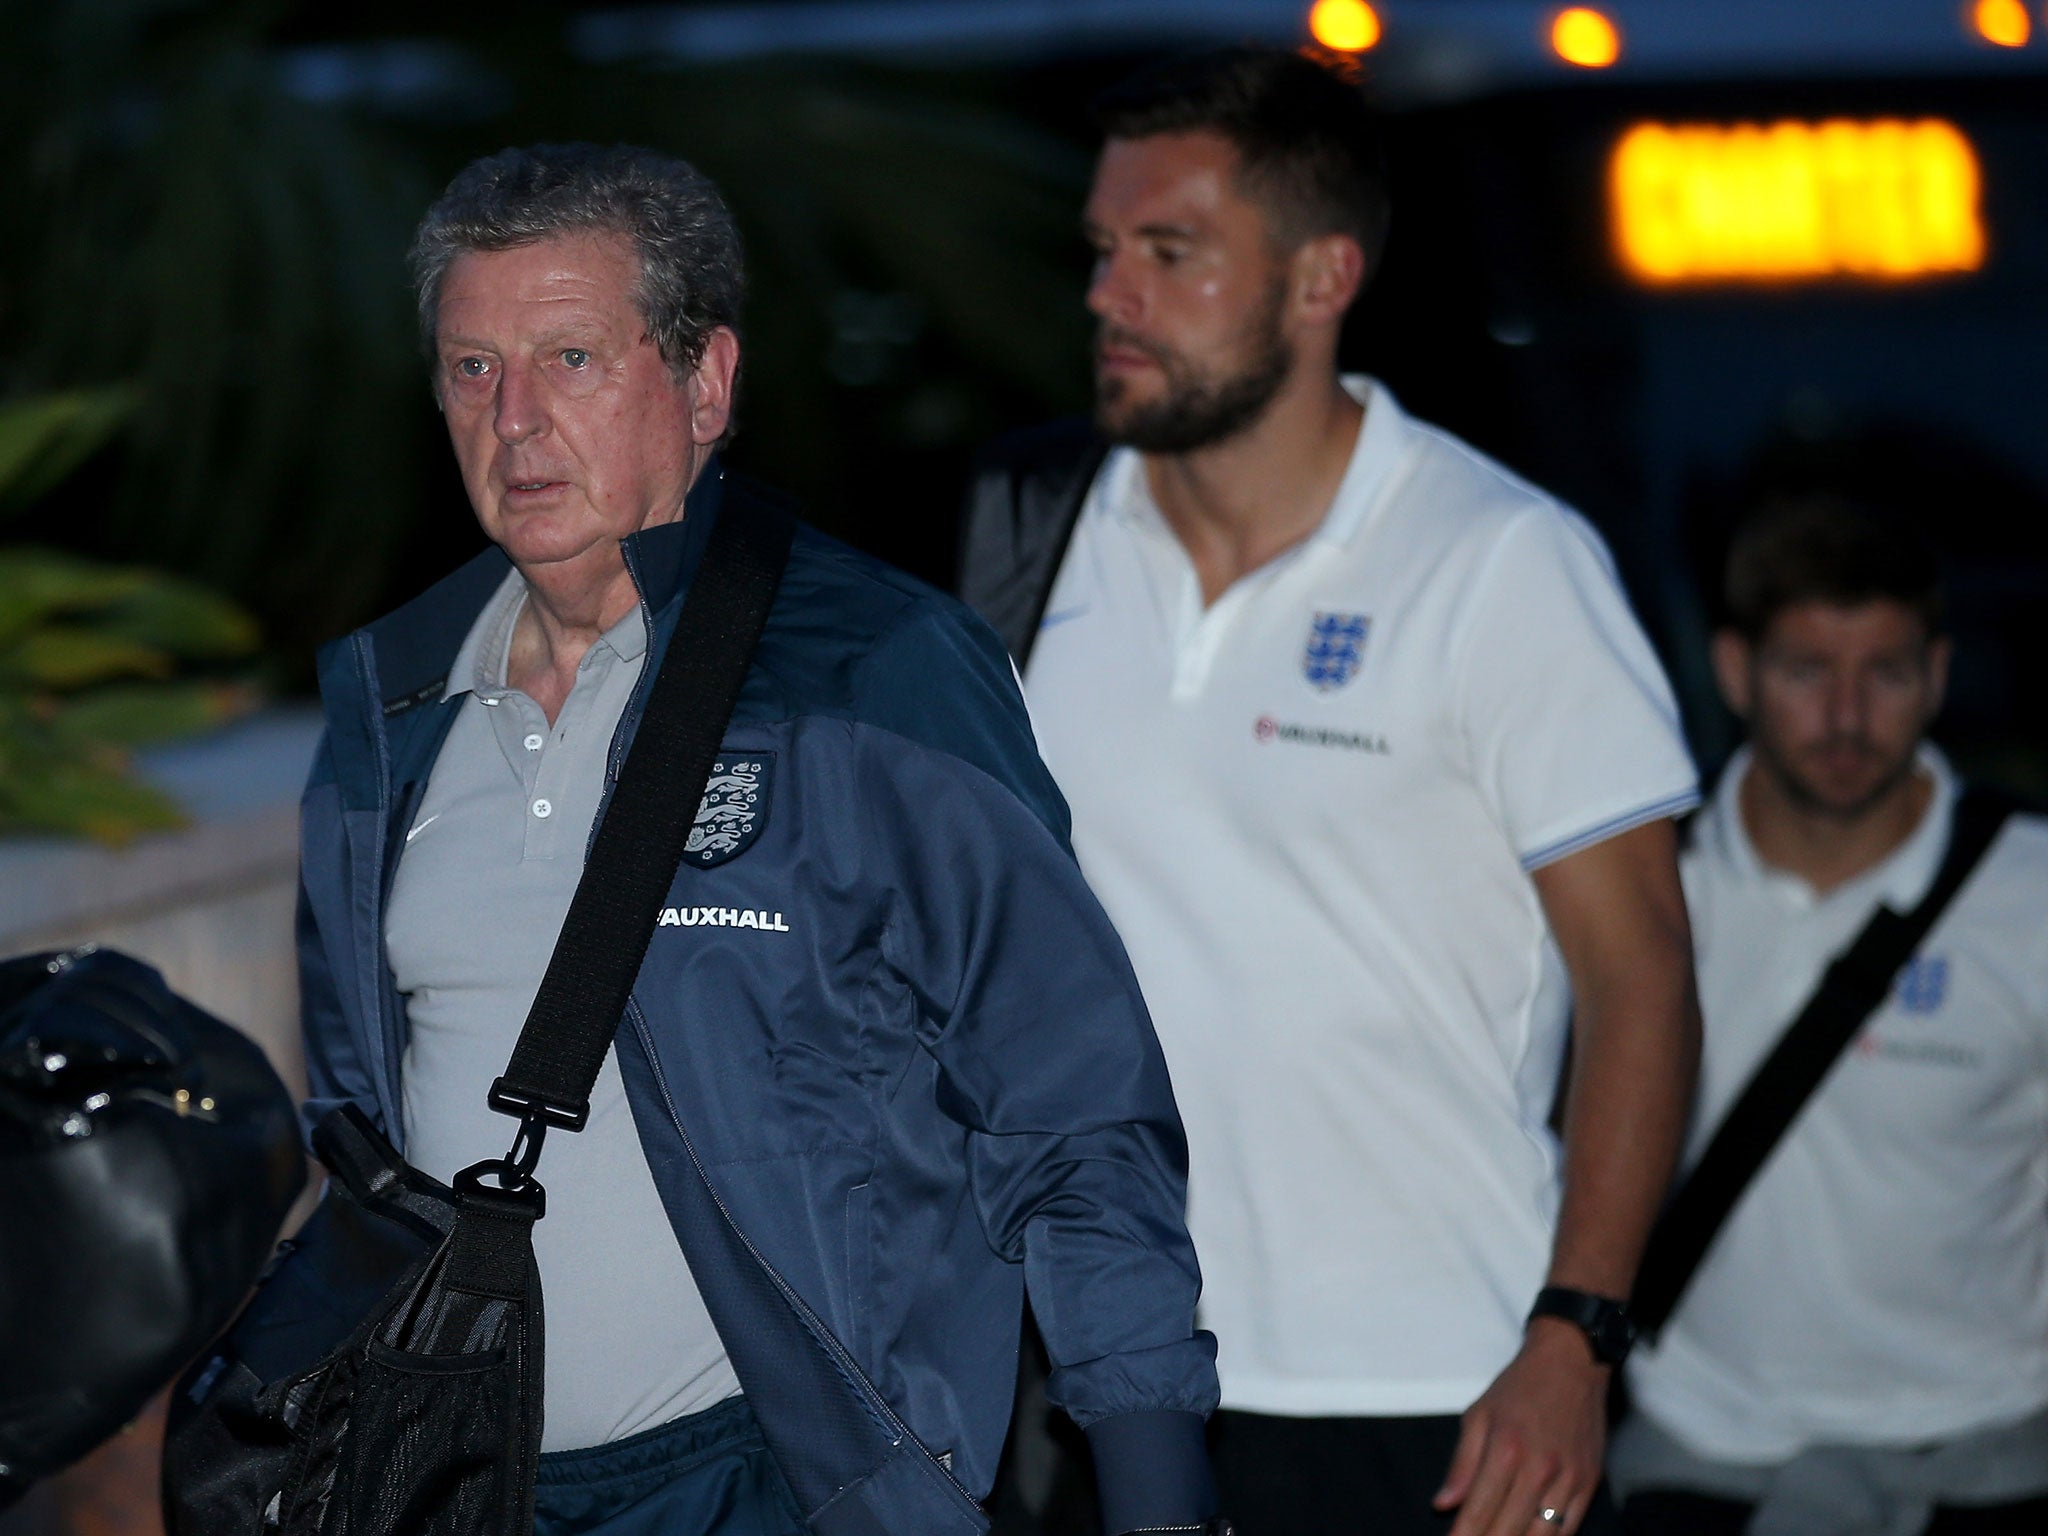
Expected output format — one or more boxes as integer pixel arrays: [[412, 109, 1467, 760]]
[[1539, 1509, 1565, 1527]]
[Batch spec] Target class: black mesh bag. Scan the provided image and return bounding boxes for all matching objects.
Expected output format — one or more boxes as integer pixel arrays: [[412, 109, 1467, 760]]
[[0, 946, 304, 1510], [163, 1103, 543, 1536]]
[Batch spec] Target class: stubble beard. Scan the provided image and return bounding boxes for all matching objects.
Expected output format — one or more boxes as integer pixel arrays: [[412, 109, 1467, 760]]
[[1094, 279, 1293, 454], [1756, 732, 1923, 824]]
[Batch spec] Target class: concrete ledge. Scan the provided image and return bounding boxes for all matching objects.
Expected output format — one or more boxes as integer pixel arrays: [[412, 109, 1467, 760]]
[[0, 706, 324, 1095], [0, 707, 322, 940]]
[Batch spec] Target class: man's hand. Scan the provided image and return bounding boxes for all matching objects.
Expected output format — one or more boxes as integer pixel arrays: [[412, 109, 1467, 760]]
[[1426, 815, 1695, 1535], [1432, 1319, 1608, 1536]]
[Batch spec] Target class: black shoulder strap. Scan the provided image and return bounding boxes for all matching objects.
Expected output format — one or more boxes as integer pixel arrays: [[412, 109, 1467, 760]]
[[1632, 785, 2015, 1339], [956, 419, 1106, 667], [487, 495, 793, 1128]]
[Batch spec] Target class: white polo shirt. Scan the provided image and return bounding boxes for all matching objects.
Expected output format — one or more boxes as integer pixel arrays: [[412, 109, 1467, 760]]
[[1023, 377, 1698, 1416], [1628, 746, 2048, 1462]]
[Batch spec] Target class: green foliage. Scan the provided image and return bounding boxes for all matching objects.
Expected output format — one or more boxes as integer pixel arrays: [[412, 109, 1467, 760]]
[[0, 391, 260, 843], [0, 0, 433, 661], [0, 388, 141, 515], [0, 0, 1108, 627]]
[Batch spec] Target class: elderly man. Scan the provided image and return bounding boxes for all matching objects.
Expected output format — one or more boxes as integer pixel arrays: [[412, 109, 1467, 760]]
[[960, 48, 1701, 1536], [294, 143, 1222, 1536]]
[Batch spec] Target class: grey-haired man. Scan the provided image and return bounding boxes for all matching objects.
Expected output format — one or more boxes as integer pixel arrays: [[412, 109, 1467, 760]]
[[290, 143, 1225, 1536]]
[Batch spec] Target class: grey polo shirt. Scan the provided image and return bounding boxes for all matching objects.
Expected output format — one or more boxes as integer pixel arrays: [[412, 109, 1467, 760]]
[[385, 567, 740, 1452]]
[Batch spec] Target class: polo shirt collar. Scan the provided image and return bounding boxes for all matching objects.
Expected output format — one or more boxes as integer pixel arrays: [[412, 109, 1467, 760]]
[[1310, 374, 1408, 549], [1709, 742, 1956, 911], [441, 567, 525, 701], [438, 446, 712, 705], [438, 570, 650, 704], [1094, 373, 1410, 551], [359, 460, 726, 716]]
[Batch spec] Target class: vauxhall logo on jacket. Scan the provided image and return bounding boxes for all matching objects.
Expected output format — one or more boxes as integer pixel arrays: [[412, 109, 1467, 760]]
[[658, 905, 791, 931]]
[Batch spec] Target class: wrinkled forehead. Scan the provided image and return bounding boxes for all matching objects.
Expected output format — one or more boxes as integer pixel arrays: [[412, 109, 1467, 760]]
[[434, 231, 645, 338]]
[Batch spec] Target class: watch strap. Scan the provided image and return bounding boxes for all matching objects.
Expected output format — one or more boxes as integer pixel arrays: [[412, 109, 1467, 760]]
[[1529, 1285, 1636, 1366]]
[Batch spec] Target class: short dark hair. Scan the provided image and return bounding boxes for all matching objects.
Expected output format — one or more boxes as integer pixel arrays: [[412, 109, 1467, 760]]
[[409, 142, 744, 380], [1092, 46, 1390, 271], [1723, 496, 1944, 642]]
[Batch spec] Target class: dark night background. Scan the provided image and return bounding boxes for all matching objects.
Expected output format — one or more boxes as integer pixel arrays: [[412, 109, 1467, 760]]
[[4, 0, 2046, 790], [5, 5, 2048, 1534]]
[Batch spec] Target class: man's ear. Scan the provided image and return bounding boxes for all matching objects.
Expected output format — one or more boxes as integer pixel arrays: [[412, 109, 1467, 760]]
[[1292, 233, 1366, 327], [1710, 628, 1754, 719], [1924, 634, 1953, 723], [687, 327, 741, 445]]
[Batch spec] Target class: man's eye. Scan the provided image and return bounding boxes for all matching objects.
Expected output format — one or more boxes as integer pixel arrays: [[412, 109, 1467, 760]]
[[561, 348, 591, 369], [454, 356, 490, 379]]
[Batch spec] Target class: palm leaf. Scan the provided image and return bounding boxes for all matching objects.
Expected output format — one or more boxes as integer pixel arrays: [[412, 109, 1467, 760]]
[[0, 751, 187, 844], [100, 576, 261, 658], [0, 548, 154, 648], [0, 388, 137, 516], [3, 625, 172, 688], [44, 680, 256, 750]]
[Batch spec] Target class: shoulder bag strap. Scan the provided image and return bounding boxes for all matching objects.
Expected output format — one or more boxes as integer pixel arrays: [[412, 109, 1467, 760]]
[[958, 423, 1106, 668], [1631, 785, 2015, 1339], [486, 488, 794, 1129]]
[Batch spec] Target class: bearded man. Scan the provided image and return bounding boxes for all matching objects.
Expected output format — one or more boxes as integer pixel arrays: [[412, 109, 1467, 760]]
[[960, 47, 1701, 1536]]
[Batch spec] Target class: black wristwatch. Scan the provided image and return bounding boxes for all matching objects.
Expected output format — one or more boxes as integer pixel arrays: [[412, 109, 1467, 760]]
[[1528, 1285, 1636, 1367]]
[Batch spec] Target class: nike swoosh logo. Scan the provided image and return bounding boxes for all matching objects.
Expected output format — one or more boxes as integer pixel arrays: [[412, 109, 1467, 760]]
[[405, 814, 440, 843], [1038, 606, 1090, 631]]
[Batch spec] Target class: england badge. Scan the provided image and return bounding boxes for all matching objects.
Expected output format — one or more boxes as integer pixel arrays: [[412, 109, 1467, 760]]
[[685, 753, 774, 867], [1303, 612, 1371, 692], [1894, 954, 1949, 1014]]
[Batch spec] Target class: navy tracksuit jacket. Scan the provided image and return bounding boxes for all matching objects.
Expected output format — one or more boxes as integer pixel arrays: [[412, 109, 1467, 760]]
[[293, 466, 1220, 1529]]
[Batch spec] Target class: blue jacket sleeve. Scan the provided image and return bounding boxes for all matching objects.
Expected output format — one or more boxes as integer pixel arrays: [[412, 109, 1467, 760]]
[[853, 598, 1219, 1531], [294, 729, 385, 1144]]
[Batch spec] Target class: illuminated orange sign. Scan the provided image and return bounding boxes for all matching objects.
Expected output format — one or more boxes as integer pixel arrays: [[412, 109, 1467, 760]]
[[1611, 119, 1986, 285]]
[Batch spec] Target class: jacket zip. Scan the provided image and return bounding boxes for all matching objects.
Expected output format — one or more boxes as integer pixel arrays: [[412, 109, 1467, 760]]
[[350, 629, 408, 1125], [611, 531, 974, 1516], [624, 997, 983, 1520]]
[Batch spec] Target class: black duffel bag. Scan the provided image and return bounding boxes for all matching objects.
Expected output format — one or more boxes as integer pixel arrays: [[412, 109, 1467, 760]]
[[0, 946, 305, 1508]]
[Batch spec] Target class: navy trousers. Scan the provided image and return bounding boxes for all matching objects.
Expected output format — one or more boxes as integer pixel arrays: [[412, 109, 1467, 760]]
[[1211, 1409, 1624, 1536], [533, 1396, 805, 1536]]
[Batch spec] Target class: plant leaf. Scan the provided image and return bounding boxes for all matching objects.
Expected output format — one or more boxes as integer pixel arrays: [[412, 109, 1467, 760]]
[[2, 625, 172, 687], [0, 754, 188, 845], [0, 549, 155, 648], [99, 575, 260, 658], [44, 680, 257, 749], [0, 388, 138, 516]]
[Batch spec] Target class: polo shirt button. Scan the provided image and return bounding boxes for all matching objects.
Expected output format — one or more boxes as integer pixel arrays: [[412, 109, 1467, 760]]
[[532, 798, 552, 819], [524, 733, 544, 751]]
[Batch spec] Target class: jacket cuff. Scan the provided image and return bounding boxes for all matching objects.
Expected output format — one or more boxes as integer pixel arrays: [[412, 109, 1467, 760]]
[[1083, 1409, 1217, 1535]]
